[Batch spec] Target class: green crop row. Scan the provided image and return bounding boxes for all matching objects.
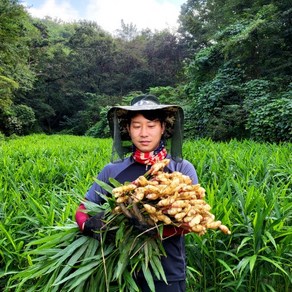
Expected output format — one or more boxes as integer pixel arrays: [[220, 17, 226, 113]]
[[0, 135, 291, 291]]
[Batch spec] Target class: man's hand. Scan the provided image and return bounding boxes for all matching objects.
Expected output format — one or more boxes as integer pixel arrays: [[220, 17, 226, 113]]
[[83, 212, 105, 240], [129, 217, 157, 236], [82, 212, 116, 243]]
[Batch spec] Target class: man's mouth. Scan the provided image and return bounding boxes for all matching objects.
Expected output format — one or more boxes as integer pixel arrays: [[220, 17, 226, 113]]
[[140, 141, 150, 146]]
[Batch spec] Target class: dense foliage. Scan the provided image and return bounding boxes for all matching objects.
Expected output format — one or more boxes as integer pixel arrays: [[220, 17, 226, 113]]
[[0, 0, 291, 141], [180, 1, 291, 141], [0, 135, 291, 290]]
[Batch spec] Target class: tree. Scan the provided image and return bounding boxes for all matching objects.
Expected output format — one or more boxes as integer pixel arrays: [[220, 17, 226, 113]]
[[181, 0, 292, 141], [143, 30, 186, 86], [115, 20, 138, 41], [0, 0, 36, 89], [0, 0, 38, 134], [67, 21, 117, 95]]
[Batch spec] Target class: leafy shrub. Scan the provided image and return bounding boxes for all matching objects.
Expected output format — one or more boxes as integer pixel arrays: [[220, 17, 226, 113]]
[[86, 106, 110, 138], [186, 64, 248, 140], [13, 104, 36, 134], [2, 104, 36, 136], [244, 80, 292, 142], [149, 85, 187, 105]]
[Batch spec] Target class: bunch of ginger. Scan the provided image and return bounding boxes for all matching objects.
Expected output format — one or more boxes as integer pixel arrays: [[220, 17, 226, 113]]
[[112, 159, 231, 236]]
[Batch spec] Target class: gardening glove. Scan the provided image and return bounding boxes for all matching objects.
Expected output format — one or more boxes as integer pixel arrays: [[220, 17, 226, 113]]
[[129, 216, 157, 237], [83, 212, 104, 240], [83, 212, 116, 242]]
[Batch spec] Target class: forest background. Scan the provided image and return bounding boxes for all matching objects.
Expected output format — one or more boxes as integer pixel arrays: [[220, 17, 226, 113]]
[[0, 0, 291, 142]]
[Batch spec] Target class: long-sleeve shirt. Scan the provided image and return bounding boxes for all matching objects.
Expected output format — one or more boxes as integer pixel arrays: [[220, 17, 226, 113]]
[[76, 155, 198, 282]]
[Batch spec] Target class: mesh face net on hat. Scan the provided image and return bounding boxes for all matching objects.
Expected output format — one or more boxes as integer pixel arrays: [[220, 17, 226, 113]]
[[107, 95, 184, 162]]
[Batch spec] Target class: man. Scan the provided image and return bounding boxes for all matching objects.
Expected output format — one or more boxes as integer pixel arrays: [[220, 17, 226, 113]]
[[75, 94, 198, 291]]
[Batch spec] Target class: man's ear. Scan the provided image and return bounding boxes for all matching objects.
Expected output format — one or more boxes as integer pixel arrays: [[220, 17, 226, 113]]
[[162, 122, 166, 134]]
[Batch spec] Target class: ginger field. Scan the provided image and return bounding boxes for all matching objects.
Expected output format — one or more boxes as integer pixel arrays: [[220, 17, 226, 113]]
[[0, 134, 291, 291]]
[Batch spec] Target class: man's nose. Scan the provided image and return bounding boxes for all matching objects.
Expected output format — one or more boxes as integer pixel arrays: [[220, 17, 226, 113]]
[[140, 126, 148, 136]]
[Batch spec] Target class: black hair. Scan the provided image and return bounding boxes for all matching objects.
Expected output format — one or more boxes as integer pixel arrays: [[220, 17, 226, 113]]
[[126, 110, 167, 125]]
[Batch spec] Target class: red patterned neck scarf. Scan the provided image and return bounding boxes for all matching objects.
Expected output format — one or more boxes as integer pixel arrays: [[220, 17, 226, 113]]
[[132, 141, 167, 165]]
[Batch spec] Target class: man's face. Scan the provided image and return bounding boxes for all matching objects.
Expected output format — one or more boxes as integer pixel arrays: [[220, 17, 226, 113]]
[[128, 113, 165, 152]]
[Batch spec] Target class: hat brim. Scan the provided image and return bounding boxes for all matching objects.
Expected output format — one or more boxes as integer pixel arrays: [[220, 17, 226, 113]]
[[109, 103, 179, 112]]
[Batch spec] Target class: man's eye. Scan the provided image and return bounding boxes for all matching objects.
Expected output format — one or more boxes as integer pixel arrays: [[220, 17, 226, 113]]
[[148, 123, 157, 128]]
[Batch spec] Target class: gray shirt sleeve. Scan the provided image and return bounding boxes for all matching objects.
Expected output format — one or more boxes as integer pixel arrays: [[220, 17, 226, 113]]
[[85, 158, 133, 203], [85, 164, 112, 203]]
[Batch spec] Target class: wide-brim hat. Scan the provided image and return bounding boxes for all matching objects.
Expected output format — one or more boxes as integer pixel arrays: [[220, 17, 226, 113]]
[[107, 94, 184, 162], [107, 95, 184, 141]]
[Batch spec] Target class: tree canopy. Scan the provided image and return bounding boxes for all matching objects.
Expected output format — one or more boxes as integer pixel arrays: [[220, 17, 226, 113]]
[[180, 0, 291, 141], [0, 0, 291, 142]]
